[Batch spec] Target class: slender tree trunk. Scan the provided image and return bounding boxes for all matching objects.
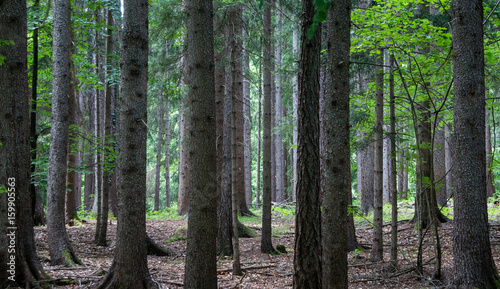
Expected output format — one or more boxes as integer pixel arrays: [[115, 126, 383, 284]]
[[321, 1, 351, 286], [389, 54, 398, 267], [445, 125, 453, 199], [256, 57, 262, 207], [97, 0, 154, 287], [434, 125, 447, 205], [0, 1, 48, 285], [84, 92, 95, 211], [383, 125, 392, 203], [244, 47, 252, 207], [177, 100, 190, 215], [275, 0, 285, 203], [184, 0, 218, 286], [47, 0, 82, 267], [452, 0, 500, 286], [293, 0, 322, 285], [486, 106, 495, 198], [292, 26, 298, 203], [165, 94, 171, 208], [371, 50, 384, 262], [154, 95, 164, 211], [358, 131, 374, 215], [261, 0, 276, 254]]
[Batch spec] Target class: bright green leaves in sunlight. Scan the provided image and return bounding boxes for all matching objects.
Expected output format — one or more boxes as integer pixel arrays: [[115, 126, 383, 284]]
[[307, 0, 331, 39]]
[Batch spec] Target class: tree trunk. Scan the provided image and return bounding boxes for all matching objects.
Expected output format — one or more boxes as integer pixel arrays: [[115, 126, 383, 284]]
[[371, 50, 384, 262], [0, 1, 48, 285], [244, 46, 252, 207], [84, 89, 95, 212], [452, 0, 500, 286], [275, 0, 285, 204], [184, 0, 218, 286], [177, 100, 190, 215], [165, 94, 171, 208], [292, 26, 298, 204], [47, 0, 83, 267], [230, 5, 252, 216], [434, 125, 447, 206], [154, 95, 164, 211], [389, 54, 398, 267], [445, 125, 453, 199], [216, 15, 233, 256], [97, 9, 114, 246], [358, 131, 374, 214], [486, 106, 495, 198], [261, 0, 276, 254], [293, 1, 322, 285], [256, 55, 262, 207], [383, 124, 392, 203], [321, 2, 351, 287], [97, 0, 154, 287]]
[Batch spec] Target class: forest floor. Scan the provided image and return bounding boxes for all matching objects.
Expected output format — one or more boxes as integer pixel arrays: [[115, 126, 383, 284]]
[[33, 205, 500, 289]]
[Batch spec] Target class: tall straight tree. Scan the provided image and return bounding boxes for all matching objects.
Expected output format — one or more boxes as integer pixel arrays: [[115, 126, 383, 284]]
[[451, 0, 500, 287], [371, 50, 384, 262], [322, 0, 351, 287], [97, 0, 154, 287], [261, 0, 276, 254], [46, 0, 82, 267], [0, 0, 47, 285], [275, 0, 285, 203], [293, 0, 322, 287], [154, 94, 164, 211], [184, 0, 218, 287]]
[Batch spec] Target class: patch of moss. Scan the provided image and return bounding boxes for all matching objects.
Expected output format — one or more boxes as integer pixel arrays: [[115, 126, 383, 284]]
[[276, 244, 287, 253]]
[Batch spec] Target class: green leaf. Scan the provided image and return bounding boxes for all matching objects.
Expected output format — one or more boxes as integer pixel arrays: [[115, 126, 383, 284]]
[[307, 22, 318, 40]]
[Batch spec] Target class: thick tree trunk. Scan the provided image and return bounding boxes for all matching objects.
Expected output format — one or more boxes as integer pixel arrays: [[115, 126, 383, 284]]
[[452, 0, 500, 286], [46, 0, 83, 267], [184, 0, 218, 286], [321, 2, 351, 287], [216, 16, 233, 256], [0, 1, 48, 285], [97, 0, 154, 287], [293, 1, 322, 286], [261, 0, 276, 254]]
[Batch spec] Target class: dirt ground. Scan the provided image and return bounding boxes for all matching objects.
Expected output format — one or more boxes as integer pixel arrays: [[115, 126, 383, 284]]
[[33, 213, 500, 288]]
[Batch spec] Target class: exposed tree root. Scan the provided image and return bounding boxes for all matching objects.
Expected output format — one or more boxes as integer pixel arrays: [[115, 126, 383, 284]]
[[146, 235, 173, 256]]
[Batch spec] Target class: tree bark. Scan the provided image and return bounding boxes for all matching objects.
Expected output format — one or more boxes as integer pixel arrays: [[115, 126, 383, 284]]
[[177, 100, 189, 215], [434, 125, 447, 206], [244, 46, 252, 207], [154, 95, 164, 211], [275, 0, 285, 203], [358, 131, 374, 214], [184, 0, 218, 287], [292, 26, 298, 203], [0, 0, 48, 285], [321, 1, 351, 287], [293, 1, 322, 285], [261, 0, 276, 254], [452, 0, 500, 286], [486, 106, 495, 198], [97, 0, 154, 287], [47, 0, 83, 267], [371, 50, 384, 262]]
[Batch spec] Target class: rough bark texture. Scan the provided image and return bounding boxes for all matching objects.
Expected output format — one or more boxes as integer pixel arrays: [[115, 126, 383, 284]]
[[293, 0, 322, 287], [358, 131, 374, 214], [452, 0, 500, 287], [371, 51, 384, 262], [47, 0, 82, 267], [183, 0, 218, 287], [383, 125, 392, 203], [97, 0, 155, 287], [261, 0, 275, 254], [0, 1, 47, 285], [216, 15, 233, 256], [321, 1, 351, 287]]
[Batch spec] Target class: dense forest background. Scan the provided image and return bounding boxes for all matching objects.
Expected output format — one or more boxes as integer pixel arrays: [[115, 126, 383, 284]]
[[2, 0, 500, 287]]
